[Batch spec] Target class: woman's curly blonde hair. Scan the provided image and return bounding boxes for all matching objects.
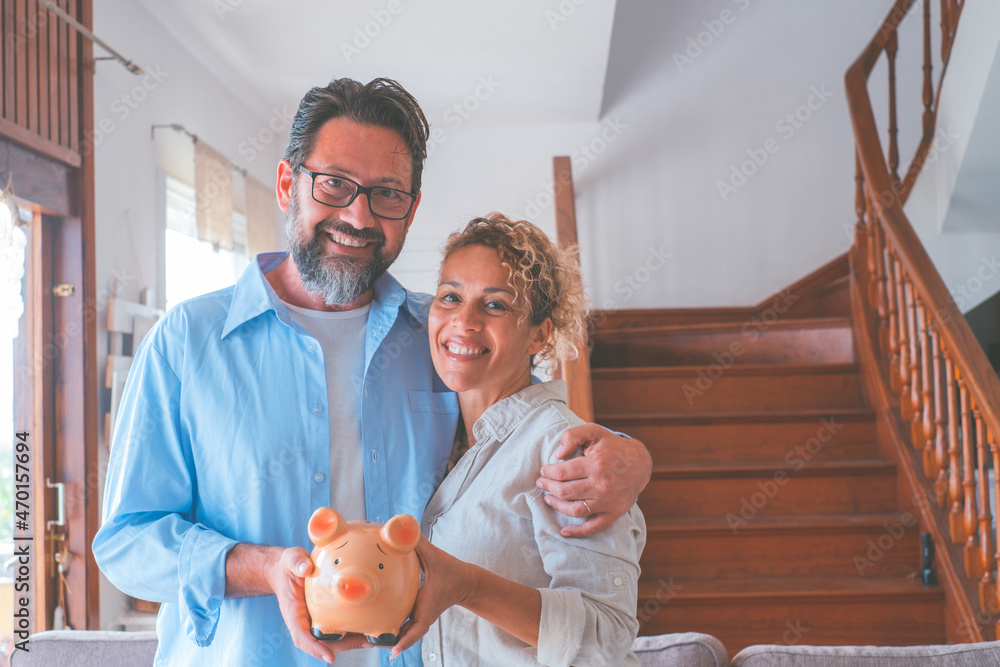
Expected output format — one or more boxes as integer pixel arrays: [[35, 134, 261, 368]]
[[441, 213, 587, 364]]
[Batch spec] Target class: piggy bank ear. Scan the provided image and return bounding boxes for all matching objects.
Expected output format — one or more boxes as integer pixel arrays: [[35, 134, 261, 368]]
[[308, 507, 348, 548], [381, 514, 420, 553]]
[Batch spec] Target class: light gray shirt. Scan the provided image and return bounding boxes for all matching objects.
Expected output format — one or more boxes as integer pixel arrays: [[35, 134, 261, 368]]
[[421, 380, 645, 667]]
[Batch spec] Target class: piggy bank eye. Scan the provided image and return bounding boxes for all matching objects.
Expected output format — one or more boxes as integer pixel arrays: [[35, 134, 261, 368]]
[[334, 558, 340, 565], [379, 563, 384, 569]]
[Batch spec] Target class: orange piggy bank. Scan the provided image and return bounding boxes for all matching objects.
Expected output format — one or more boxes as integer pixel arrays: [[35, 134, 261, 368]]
[[304, 507, 421, 647]]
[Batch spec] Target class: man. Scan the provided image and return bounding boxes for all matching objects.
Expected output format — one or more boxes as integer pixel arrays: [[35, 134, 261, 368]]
[[93, 78, 651, 666]]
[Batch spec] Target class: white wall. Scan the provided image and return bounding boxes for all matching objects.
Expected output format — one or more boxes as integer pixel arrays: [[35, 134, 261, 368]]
[[572, 0, 896, 309], [398, 1, 905, 309], [92, 0, 285, 629]]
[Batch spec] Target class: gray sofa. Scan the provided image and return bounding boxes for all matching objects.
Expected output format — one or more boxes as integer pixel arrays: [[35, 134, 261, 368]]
[[10, 630, 1000, 666]]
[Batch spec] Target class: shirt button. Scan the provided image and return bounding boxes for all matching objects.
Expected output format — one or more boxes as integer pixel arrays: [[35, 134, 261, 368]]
[[613, 576, 623, 586], [497, 426, 507, 436], [428, 654, 437, 662], [306, 342, 316, 352], [313, 473, 325, 483], [312, 405, 323, 415]]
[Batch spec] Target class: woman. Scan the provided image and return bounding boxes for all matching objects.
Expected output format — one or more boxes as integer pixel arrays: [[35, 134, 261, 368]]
[[391, 213, 645, 666]]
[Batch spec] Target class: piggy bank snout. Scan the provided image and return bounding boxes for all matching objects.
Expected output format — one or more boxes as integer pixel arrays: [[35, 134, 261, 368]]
[[333, 568, 378, 606]]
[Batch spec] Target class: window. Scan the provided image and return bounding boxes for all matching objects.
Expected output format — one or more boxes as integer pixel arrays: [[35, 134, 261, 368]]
[[164, 177, 249, 312]]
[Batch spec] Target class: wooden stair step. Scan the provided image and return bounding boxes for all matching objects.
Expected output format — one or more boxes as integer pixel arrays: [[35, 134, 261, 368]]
[[640, 460, 897, 519], [592, 363, 865, 413], [597, 408, 878, 464], [636, 576, 945, 652], [811, 275, 851, 319], [591, 317, 855, 368], [642, 513, 921, 580]]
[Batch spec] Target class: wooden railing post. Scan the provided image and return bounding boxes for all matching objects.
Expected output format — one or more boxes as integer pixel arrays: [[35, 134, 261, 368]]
[[931, 323, 948, 506], [888, 253, 902, 394], [866, 186, 879, 307], [919, 301, 936, 477], [886, 29, 902, 191], [552, 156, 594, 423], [922, 0, 934, 138], [897, 262, 912, 418], [874, 219, 890, 353], [990, 429, 1000, 633], [909, 283, 923, 445], [974, 407, 995, 610], [946, 353, 965, 543], [959, 375, 981, 579]]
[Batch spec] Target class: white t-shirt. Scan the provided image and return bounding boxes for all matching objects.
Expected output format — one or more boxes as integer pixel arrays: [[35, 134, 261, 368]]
[[284, 301, 369, 522], [284, 302, 378, 667]]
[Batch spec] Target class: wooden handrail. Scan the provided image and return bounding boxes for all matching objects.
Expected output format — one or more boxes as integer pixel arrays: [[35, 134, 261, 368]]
[[846, 0, 997, 440], [845, 0, 1000, 639]]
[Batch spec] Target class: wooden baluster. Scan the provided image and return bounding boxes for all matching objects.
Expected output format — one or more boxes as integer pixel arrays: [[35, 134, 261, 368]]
[[990, 428, 1000, 628], [959, 374, 981, 579], [922, 0, 934, 138], [940, 0, 950, 61], [855, 153, 866, 243], [908, 283, 923, 446], [943, 0, 959, 60], [946, 352, 965, 543], [887, 253, 902, 395], [866, 190, 879, 308], [871, 221, 889, 355], [943, 0, 961, 61], [897, 263, 913, 421], [919, 299, 935, 476], [931, 324, 948, 507], [975, 406, 995, 610], [886, 29, 901, 191]]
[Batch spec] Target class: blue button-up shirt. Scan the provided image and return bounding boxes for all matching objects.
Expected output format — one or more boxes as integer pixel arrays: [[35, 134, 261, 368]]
[[93, 252, 460, 666]]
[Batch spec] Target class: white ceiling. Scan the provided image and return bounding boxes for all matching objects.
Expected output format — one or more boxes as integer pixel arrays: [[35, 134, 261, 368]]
[[138, 0, 620, 129]]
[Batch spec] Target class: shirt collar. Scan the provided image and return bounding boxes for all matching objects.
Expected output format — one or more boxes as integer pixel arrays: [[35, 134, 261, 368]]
[[221, 252, 428, 339], [472, 380, 567, 445], [371, 269, 430, 327]]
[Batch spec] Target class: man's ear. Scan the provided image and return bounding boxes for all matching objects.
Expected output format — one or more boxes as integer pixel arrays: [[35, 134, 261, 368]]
[[276, 160, 294, 212], [403, 191, 422, 234]]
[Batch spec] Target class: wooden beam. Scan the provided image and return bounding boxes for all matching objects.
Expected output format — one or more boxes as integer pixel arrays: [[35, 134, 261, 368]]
[[76, 0, 99, 630], [0, 115, 81, 167], [552, 156, 594, 422]]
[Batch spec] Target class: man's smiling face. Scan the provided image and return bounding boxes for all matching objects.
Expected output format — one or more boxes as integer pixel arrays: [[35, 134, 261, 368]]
[[280, 117, 420, 307]]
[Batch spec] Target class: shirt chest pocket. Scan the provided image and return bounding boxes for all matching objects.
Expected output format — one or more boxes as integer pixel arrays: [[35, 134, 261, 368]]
[[407, 390, 460, 453]]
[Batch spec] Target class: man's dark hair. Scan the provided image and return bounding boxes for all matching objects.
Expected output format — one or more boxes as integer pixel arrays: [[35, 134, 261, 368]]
[[283, 77, 430, 194]]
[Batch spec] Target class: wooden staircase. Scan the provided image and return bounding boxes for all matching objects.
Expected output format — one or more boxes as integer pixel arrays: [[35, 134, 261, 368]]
[[546, 0, 996, 650], [589, 263, 947, 653]]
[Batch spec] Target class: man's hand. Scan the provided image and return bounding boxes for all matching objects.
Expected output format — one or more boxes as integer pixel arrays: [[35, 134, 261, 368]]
[[226, 543, 371, 663], [535, 423, 652, 538]]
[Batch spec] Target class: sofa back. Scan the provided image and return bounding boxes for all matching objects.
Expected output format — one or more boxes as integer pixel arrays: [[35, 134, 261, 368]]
[[10, 630, 157, 666]]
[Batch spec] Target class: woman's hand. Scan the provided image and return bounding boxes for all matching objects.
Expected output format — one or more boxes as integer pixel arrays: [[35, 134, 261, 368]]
[[391, 536, 477, 658]]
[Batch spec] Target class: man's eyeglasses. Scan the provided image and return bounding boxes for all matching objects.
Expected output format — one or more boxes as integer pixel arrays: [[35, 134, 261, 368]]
[[297, 166, 417, 220]]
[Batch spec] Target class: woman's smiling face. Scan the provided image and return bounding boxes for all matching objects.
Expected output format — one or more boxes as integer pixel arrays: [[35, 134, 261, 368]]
[[429, 244, 551, 403]]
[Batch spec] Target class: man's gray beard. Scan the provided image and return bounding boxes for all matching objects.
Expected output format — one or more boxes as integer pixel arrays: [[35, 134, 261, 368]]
[[285, 194, 403, 306]]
